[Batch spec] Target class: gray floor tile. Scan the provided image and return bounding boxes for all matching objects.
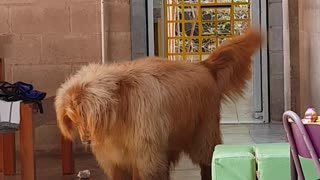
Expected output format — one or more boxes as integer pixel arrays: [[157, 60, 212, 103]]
[[0, 124, 287, 180]]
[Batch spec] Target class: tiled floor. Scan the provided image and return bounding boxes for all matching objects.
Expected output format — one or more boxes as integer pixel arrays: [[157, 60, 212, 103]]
[[0, 124, 287, 180]]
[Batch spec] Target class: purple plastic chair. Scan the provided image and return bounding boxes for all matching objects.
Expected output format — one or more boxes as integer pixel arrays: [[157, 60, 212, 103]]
[[283, 110, 320, 180]]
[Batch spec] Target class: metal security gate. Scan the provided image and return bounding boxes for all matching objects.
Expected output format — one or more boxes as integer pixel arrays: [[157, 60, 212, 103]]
[[165, 0, 251, 62]]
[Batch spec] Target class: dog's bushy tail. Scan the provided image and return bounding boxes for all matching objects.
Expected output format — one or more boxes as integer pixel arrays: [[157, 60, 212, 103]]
[[202, 27, 263, 100]]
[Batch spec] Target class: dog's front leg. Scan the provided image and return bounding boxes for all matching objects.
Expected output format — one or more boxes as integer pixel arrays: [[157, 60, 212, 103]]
[[107, 165, 132, 180], [132, 165, 141, 180], [135, 153, 170, 180]]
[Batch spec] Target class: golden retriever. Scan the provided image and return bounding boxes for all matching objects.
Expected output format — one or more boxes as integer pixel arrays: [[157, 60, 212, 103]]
[[55, 28, 262, 180]]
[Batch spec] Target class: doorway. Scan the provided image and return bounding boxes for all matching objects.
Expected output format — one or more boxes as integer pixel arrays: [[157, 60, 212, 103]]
[[149, 0, 268, 123]]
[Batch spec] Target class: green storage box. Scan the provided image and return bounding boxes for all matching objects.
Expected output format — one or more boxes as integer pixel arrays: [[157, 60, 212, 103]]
[[212, 144, 256, 180], [255, 143, 319, 180]]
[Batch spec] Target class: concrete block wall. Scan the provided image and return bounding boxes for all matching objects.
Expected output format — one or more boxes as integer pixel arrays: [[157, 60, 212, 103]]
[[0, 0, 102, 96], [268, 0, 285, 121], [0, 0, 131, 152]]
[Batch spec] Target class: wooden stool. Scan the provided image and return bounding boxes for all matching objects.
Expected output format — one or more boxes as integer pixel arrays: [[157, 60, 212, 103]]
[[61, 136, 74, 175], [0, 59, 74, 179], [0, 103, 75, 180], [0, 103, 36, 179]]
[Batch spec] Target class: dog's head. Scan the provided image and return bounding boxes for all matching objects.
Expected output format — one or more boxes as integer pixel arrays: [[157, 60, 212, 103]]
[[55, 64, 120, 144]]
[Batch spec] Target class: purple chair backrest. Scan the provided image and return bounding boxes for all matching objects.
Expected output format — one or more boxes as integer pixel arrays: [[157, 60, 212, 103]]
[[283, 110, 320, 179], [291, 123, 320, 158]]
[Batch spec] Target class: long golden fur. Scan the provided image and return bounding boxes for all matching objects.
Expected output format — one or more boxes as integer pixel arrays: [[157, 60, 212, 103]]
[[55, 28, 262, 180]]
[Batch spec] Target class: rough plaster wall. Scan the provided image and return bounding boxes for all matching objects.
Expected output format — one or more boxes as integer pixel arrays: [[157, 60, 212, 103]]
[[131, 0, 148, 59], [299, 1, 320, 111], [268, 0, 285, 121], [283, 0, 319, 116], [0, 0, 131, 152], [282, 0, 290, 111], [104, 0, 131, 62]]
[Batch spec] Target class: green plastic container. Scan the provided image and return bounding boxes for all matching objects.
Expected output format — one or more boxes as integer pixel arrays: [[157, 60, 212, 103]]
[[212, 144, 256, 180], [255, 143, 319, 180], [212, 143, 319, 180]]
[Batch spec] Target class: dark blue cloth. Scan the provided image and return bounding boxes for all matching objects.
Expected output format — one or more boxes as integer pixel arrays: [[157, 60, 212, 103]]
[[0, 81, 46, 113]]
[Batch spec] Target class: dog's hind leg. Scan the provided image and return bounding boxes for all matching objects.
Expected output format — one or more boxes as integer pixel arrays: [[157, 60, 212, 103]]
[[107, 165, 132, 180], [200, 164, 212, 180], [111, 166, 132, 180], [187, 112, 222, 180], [167, 150, 181, 167], [95, 158, 131, 180]]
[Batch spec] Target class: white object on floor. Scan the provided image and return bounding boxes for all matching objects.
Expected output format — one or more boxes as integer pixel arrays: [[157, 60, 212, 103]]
[[0, 100, 21, 133], [77, 169, 91, 179]]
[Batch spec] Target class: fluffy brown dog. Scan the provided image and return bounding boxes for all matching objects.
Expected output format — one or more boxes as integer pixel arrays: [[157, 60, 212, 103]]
[[55, 28, 262, 180]]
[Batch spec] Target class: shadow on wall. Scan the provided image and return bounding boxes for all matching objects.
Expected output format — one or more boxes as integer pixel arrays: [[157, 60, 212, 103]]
[[33, 96, 57, 127]]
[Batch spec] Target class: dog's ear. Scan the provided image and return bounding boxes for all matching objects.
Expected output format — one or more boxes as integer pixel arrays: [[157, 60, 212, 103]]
[[55, 86, 81, 140], [62, 115, 77, 140], [55, 102, 77, 140]]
